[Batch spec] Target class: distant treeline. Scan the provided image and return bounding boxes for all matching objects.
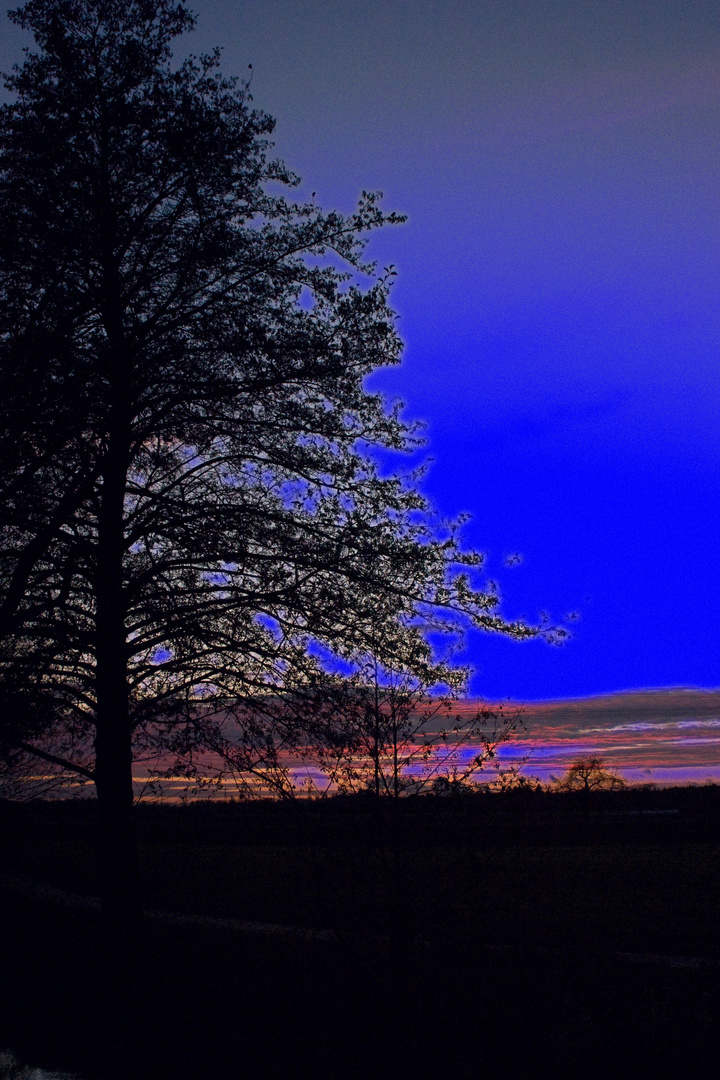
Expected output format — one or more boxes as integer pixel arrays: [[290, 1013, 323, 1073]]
[[4, 780, 720, 848]]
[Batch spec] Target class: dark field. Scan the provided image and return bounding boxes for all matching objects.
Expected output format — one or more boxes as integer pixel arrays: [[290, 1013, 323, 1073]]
[[2, 788, 720, 1078]]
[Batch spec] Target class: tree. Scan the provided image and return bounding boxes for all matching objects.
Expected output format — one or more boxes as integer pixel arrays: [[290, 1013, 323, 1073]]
[[485, 769, 543, 792], [0, 0, 561, 926], [297, 637, 524, 799], [553, 757, 625, 793]]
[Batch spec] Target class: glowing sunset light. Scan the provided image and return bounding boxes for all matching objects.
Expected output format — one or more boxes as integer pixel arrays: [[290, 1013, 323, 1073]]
[[118, 688, 720, 798], [497, 688, 720, 785]]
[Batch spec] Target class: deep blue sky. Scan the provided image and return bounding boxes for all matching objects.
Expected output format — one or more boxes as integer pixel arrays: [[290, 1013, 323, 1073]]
[[3, 0, 720, 701]]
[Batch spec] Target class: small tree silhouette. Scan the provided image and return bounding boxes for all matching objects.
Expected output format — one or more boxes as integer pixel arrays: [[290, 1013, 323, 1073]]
[[554, 756, 624, 792], [305, 686, 522, 798], [293, 625, 524, 798]]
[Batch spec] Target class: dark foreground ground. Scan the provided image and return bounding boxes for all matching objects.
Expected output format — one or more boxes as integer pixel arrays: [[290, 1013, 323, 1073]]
[[2, 786, 720, 1078]]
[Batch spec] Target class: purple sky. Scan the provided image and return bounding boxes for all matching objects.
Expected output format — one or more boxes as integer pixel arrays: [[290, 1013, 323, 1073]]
[[3, 0, 720, 701]]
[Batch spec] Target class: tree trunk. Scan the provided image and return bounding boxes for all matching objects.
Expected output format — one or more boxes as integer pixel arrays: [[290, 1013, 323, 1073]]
[[93, 412, 138, 937], [392, 700, 399, 799], [94, 701, 137, 932]]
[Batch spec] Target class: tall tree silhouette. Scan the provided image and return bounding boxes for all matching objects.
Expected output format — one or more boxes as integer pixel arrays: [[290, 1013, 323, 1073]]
[[0, 0, 556, 924]]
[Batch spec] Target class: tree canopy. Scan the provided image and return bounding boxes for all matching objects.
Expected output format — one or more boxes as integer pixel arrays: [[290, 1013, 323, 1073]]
[[0, 0, 562, 914], [554, 757, 624, 793]]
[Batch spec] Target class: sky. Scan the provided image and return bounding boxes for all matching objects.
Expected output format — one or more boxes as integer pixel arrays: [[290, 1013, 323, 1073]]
[[84, 689, 720, 795], [286, 689, 720, 791], [2, 0, 720, 703], [498, 688, 720, 785]]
